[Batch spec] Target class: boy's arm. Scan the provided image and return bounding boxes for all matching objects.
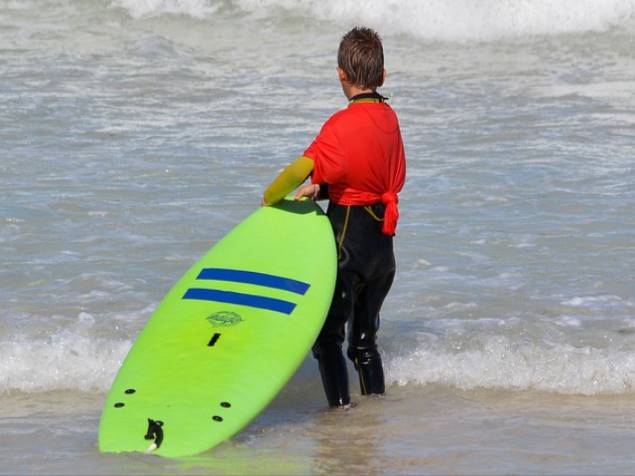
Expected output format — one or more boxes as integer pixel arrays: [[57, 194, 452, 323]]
[[262, 155, 314, 205]]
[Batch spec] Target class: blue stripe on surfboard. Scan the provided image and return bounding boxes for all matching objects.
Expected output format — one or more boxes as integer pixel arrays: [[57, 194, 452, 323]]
[[196, 268, 310, 295], [182, 288, 297, 315]]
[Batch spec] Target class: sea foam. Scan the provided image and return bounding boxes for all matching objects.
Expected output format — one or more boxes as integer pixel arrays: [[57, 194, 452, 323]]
[[0, 331, 131, 394], [4, 329, 635, 396], [386, 334, 635, 395], [112, 0, 222, 18], [111, 0, 635, 40]]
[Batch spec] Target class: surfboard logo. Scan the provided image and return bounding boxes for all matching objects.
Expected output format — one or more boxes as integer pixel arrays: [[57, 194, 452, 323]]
[[206, 311, 243, 327]]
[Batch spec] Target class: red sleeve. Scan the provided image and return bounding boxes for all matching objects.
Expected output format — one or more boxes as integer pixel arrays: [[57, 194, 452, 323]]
[[303, 120, 346, 185]]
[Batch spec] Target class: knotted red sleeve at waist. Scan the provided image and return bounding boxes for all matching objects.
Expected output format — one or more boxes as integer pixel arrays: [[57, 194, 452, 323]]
[[327, 188, 401, 236], [381, 192, 399, 236]]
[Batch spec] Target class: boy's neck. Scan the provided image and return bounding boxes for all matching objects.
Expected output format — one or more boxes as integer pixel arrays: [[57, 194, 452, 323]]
[[343, 84, 375, 100]]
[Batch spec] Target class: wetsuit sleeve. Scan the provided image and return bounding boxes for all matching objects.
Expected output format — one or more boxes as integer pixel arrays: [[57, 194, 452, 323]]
[[262, 155, 314, 205], [304, 121, 346, 185]]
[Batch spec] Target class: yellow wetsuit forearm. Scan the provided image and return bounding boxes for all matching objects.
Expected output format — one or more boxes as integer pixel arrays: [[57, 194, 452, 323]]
[[263, 155, 314, 205]]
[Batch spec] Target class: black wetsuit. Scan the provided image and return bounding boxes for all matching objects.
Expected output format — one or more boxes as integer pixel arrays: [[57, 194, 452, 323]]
[[312, 201, 395, 406]]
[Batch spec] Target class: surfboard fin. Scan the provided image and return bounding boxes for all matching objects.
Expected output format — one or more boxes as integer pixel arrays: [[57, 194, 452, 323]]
[[144, 419, 164, 452]]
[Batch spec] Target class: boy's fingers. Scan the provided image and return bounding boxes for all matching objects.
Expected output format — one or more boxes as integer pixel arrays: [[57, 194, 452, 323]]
[[294, 185, 309, 200], [293, 184, 319, 200]]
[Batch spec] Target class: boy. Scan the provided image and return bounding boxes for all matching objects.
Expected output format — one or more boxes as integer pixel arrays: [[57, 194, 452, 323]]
[[262, 27, 406, 407]]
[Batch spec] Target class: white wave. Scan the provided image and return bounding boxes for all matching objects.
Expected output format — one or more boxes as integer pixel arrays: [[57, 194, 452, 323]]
[[386, 334, 635, 395], [111, 0, 635, 40], [0, 331, 131, 393], [6, 327, 635, 396], [111, 0, 222, 19], [561, 294, 633, 309]]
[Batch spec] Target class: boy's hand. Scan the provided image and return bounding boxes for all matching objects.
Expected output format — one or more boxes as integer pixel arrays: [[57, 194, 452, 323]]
[[294, 184, 320, 201]]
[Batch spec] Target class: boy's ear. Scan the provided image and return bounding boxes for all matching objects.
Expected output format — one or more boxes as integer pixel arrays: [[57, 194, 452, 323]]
[[337, 66, 348, 83]]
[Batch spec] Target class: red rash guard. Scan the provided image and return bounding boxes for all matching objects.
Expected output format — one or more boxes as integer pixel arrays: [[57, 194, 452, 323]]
[[304, 98, 406, 236]]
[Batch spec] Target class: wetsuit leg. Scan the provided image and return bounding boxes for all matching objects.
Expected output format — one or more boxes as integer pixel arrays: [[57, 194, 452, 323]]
[[347, 266, 395, 395], [313, 202, 395, 404], [312, 270, 359, 407]]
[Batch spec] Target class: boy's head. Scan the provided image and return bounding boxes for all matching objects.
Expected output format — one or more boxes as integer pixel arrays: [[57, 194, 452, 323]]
[[337, 27, 385, 92]]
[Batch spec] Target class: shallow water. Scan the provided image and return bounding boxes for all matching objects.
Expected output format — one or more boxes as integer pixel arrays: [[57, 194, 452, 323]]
[[1, 0, 635, 474], [3, 386, 635, 475]]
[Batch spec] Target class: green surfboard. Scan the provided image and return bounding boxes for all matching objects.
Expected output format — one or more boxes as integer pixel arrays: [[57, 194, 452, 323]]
[[98, 199, 336, 457]]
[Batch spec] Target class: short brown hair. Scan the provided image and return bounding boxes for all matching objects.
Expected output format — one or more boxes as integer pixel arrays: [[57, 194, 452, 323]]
[[337, 27, 384, 90]]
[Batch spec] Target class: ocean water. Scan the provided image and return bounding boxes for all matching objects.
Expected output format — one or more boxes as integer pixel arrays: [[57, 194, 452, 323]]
[[1, 0, 634, 474]]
